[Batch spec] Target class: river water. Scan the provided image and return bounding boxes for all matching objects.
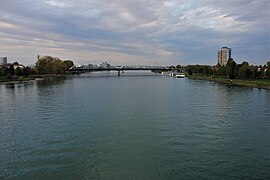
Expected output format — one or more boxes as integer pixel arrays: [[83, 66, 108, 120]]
[[0, 72, 270, 179]]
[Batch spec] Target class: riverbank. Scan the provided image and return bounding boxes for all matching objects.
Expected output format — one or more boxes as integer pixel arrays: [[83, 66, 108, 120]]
[[0, 74, 68, 84], [187, 75, 270, 90]]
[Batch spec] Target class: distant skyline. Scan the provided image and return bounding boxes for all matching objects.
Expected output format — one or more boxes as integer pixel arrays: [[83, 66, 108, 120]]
[[0, 0, 269, 65]]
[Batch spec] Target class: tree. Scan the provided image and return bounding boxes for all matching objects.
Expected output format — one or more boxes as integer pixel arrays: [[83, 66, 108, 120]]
[[266, 70, 270, 79], [226, 59, 236, 79], [22, 67, 28, 76], [8, 65, 15, 76], [234, 64, 241, 78], [63, 60, 74, 69], [35, 56, 74, 74], [14, 67, 22, 76], [241, 61, 249, 67], [175, 65, 182, 72], [35, 56, 54, 74], [53, 58, 66, 74], [265, 62, 270, 79], [237, 61, 254, 79], [202, 65, 213, 76], [216, 66, 226, 76], [254, 66, 263, 79], [0, 66, 8, 76], [35, 58, 46, 74], [184, 65, 213, 76]]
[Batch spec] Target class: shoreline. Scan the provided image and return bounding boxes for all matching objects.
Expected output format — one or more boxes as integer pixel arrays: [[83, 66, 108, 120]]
[[0, 74, 68, 85], [2, 74, 270, 90], [187, 75, 270, 90]]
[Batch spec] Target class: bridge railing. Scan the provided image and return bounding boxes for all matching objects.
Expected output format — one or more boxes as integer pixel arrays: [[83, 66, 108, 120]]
[[69, 65, 171, 71]]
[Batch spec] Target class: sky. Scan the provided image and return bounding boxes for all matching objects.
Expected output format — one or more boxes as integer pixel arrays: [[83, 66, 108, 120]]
[[0, 0, 269, 66]]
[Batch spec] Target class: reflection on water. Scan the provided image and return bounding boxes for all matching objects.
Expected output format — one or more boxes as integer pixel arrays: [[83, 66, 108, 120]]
[[35, 76, 66, 87], [0, 73, 270, 179]]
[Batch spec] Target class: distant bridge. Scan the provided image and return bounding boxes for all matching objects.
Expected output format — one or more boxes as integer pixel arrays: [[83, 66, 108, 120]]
[[68, 65, 173, 76]]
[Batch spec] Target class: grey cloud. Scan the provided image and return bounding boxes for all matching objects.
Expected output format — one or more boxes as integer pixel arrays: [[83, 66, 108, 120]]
[[0, 0, 269, 65]]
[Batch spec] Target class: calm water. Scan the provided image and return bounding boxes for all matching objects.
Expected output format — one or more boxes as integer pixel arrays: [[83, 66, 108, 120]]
[[0, 72, 270, 179]]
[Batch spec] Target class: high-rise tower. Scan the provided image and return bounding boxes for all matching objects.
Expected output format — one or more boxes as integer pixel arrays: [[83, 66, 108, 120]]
[[0, 57, 8, 65], [218, 47, 231, 66]]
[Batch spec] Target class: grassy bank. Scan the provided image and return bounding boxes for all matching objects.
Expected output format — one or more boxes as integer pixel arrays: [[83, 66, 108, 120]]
[[187, 75, 270, 90]]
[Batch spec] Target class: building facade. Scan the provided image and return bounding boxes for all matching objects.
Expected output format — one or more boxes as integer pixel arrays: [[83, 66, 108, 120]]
[[98, 61, 110, 68], [0, 57, 8, 64], [218, 47, 231, 66]]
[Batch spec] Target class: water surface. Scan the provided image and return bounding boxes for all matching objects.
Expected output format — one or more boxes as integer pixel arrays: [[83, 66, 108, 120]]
[[0, 72, 270, 179]]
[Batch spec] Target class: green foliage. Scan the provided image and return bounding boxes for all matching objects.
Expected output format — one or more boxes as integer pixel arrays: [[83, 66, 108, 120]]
[[63, 60, 74, 69], [15, 67, 22, 76], [185, 65, 213, 76], [174, 65, 183, 72], [237, 62, 254, 79], [1, 56, 72, 78], [185, 60, 269, 80], [266, 69, 270, 79], [35, 56, 54, 74], [216, 66, 226, 76], [0, 66, 8, 76], [234, 64, 241, 78], [176, 65, 181, 69], [9, 65, 15, 76], [238, 66, 248, 79], [254, 67, 263, 79], [22, 66, 29, 76], [241, 61, 249, 67], [226, 59, 236, 79], [35, 56, 74, 74], [266, 61, 270, 79]]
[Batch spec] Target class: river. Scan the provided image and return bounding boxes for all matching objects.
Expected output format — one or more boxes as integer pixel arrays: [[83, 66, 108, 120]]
[[0, 72, 270, 179]]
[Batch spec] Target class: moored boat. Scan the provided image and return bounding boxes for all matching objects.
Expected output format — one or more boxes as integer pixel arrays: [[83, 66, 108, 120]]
[[175, 73, 185, 78]]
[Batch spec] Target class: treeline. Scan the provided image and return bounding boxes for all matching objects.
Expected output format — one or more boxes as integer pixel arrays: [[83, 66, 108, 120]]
[[184, 59, 270, 79], [0, 56, 74, 78], [35, 56, 74, 74], [0, 64, 35, 77]]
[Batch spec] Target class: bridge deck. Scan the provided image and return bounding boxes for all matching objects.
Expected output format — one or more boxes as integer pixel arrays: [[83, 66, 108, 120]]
[[69, 67, 172, 72]]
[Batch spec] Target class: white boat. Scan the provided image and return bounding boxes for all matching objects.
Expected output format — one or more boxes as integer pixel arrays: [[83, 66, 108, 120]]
[[175, 73, 185, 78]]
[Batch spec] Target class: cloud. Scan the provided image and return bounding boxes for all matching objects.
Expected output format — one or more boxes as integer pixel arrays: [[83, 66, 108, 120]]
[[0, 0, 269, 65]]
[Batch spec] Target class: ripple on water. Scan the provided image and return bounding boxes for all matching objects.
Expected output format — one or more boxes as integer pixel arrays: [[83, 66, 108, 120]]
[[1, 76, 270, 179]]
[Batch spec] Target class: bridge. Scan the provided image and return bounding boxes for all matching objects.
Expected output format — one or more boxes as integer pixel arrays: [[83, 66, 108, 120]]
[[68, 65, 173, 76]]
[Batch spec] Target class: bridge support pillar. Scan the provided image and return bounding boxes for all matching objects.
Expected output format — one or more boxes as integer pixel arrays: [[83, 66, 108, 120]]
[[118, 70, 120, 76]]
